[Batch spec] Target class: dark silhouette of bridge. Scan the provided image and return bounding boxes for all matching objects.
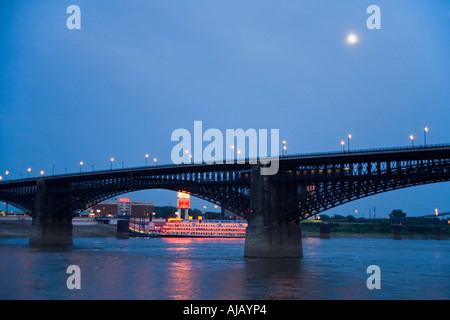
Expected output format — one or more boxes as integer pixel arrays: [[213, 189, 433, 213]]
[[1, 144, 449, 257]]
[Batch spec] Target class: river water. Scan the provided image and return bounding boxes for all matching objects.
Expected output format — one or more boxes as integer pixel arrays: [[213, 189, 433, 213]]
[[0, 236, 448, 300]]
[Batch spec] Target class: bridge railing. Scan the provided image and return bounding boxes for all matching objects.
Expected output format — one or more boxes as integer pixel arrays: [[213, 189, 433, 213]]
[[2, 144, 450, 183], [285, 143, 450, 159]]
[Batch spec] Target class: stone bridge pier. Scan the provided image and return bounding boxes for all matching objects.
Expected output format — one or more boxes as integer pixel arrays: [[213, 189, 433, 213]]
[[29, 179, 73, 246], [244, 166, 303, 258]]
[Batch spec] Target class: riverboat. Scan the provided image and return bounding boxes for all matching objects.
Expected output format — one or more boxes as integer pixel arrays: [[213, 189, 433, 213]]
[[130, 218, 247, 238]]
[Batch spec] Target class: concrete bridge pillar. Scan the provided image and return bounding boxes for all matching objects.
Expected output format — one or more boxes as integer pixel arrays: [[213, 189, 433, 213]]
[[435, 227, 442, 240], [29, 179, 73, 246], [320, 223, 331, 239], [244, 165, 303, 258], [244, 215, 303, 258], [393, 225, 402, 240]]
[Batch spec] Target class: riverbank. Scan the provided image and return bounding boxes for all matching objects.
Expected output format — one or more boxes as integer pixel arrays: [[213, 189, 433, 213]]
[[0, 219, 117, 238], [301, 231, 393, 239], [301, 221, 449, 240], [0, 219, 447, 240]]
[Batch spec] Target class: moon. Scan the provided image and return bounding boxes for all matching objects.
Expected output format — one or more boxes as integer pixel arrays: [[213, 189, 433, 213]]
[[346, 33, 358, 45]]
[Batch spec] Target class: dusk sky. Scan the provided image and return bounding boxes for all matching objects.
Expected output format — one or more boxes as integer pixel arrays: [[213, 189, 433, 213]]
[[1, 0, 449, 217]]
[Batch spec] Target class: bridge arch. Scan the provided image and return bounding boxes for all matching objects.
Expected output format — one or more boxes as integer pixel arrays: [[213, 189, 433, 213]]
[[70, 179, 249, 218], [0, 199, 33, 215], [271, 156, 450, 222], [71, 183, 250, 220]]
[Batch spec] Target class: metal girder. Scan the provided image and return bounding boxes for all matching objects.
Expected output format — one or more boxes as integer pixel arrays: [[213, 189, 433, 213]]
[[0, 145, 449, 222]]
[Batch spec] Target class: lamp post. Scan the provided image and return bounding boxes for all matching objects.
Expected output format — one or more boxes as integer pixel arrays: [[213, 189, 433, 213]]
[[347, 134, 352, 152], [410, 135, 414, 147], [341, 140, 345, 152], [27, 168, 31, 178], [79, 161, 84, 173], [153, 158, 157, 166], [282, 140, 287, 156], [424, 127, 429, 147], [40, 170, 45, 176], [5, 171, 9, 181], [145, 154, 149, 167], [110, 158, 114, 171]]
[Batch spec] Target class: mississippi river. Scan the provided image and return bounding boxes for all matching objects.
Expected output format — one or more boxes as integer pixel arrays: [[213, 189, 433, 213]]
[[0, 237, 448, 300]]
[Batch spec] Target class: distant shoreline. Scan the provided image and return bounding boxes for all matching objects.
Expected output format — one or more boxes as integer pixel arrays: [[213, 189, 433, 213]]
[[0, 219, 116, 239], [0, 219, 446, 240]]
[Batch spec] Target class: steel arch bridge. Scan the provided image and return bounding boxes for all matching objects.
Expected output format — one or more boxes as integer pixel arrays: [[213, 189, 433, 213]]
[[1, 144, 449, 256]]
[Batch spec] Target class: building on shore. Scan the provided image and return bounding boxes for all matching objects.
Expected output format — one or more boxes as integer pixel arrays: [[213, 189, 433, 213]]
[[88, 197, 154, 218]]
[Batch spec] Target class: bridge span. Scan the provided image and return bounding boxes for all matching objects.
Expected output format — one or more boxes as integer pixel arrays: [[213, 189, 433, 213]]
[[1, 144, 449, 257]]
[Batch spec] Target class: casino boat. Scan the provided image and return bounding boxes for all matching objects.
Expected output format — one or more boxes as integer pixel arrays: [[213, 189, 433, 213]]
[[160, 218, 247, 238], [130, 218, 247, 238]]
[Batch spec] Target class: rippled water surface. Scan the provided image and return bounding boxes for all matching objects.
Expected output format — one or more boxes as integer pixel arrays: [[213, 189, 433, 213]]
[[0, 237, 448, 300]]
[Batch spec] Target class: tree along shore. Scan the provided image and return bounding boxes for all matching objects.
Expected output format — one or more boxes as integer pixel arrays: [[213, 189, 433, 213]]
[[1, 217, 448, 240], [301, 220, 449, 240]]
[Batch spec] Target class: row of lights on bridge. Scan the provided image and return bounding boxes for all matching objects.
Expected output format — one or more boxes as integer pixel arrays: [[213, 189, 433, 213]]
[[0, 143, 288, 179], [0, 127, 434, 181], [339, 127, 430, 151], [0, 154, 159, 181], [410, 127, 430, 147]]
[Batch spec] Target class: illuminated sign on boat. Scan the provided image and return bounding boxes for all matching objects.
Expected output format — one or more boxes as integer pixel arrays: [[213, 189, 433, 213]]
[[178, 192, 190, 199], [177, 198, 190, 209]]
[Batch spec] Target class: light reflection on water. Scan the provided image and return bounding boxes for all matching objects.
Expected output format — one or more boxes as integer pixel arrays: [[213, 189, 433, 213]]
[[0, 237, 448, 300]]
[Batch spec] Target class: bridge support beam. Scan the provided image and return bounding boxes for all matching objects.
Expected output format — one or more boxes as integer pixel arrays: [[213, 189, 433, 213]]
[[30, 220, 73, 246], [244, 165, 303, 258], [393, 225, 402, 240], [244, 215, 303, 258], [29, 179, 73, 246]]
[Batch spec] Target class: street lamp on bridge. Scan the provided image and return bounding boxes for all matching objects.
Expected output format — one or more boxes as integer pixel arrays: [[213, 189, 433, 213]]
[[80, 161, 84, 173], [5, 171, 9, 181], [410, 135, 415, 147], [110, 158, 114, 171], [424, 127, 429, 147], [154, 157, 158, 166], [27, 168, 31, 178], [347, 134, 352, 152], [145, 154, 149, 167], [340, 140, 345, 152]]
